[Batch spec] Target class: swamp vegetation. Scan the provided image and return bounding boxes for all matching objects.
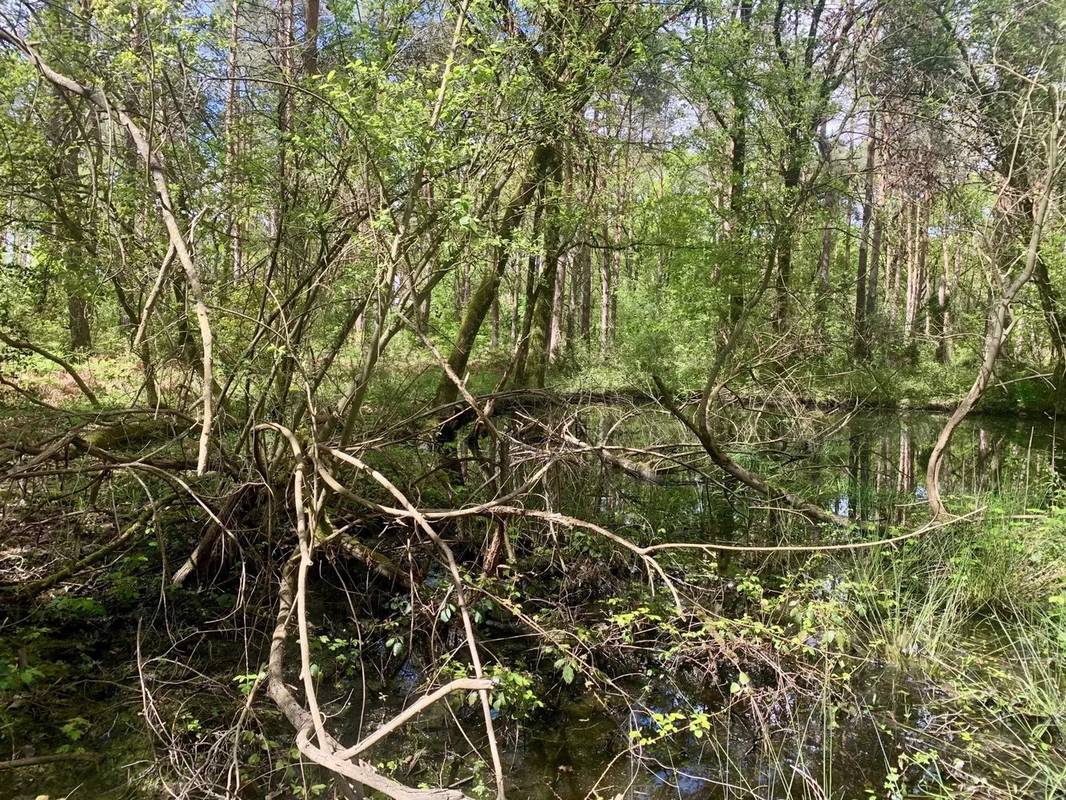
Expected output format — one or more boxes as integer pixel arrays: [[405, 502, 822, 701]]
[[0, 0, 1064, 798]]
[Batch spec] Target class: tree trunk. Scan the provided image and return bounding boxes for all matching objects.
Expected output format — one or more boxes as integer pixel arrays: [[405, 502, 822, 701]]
[[866, 191, 883, 322], [225, 0, 242, 279], [303, 0, 320, 74], [67, 293, 92, 352], [887, 205, 901, 325], [433, 145, 551, 408], [904, 199, 928, 345], [526, 191, 562, 388], [509, 270, 519, 343], [1031, 245, 1066, 409], [490, 297, 500, 348], [853, 111, 877, 359], [936, 232, 953, 364], [926, 156, 1056, 517], [600, 234, 614, 356], [724, 0, 751, 324], [549, 252, 566, 363], [923, 224, 933, 338], [771, 152, 802, 333], [274, 0, 294, 246], [814, 198, 833, 345], [772, 233, 793, 333], [578, 239, 592, 344]]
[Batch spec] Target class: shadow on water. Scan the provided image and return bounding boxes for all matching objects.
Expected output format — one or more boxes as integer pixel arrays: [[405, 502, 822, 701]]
[[329, 653, 973, 799]]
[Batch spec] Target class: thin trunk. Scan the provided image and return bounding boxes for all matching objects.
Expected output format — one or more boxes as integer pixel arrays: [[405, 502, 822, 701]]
[[490, 297, 499, 348], [917, 205, 930, 339], [771, 150, 803, 332], [814, 197, 833, 344], [1031, 244, 1066, 409], [887, 205, 901, 324], [927, 128, 1057, 517], [904, 199, 927, 342], [275, 0, 294, 240], [509, 270, 519, 342], [548, 252, 566, 363], [526, 192, 562, 388], [936, 232, 953, 364], [67, 293, 92, 352], [512, 199, 545, 388], [866, 185, 883, 321], [303, 0, 320, 74], [854, 111, 877, 359], [578, 240, 592, 343], [225, 0, 242, 279], [725, 0, 751, 324], [433, 145, 551, 408], [600, 235, 614, 356], [566, 252, 577, 356], [772, 232, 794, 333]]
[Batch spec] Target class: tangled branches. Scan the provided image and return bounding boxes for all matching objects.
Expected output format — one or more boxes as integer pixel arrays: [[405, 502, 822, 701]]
[[0, 378, 975, 798]]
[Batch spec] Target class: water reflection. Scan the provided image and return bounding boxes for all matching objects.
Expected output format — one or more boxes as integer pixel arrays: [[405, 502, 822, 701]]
[[379, 410, 1064, 799], [560, 411, 1062, 542]]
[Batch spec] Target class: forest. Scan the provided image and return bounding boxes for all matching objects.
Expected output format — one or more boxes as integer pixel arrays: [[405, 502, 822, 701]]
[[0, 0, 1063, 798]]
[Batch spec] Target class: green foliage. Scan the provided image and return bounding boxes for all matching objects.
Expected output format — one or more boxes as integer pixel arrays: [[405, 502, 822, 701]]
[[0, 659, 44, 692], [59, 716, 91, 742], [233, 670, 266, 696], [483, 664, 544, 718], [45, 595, 107, 621]]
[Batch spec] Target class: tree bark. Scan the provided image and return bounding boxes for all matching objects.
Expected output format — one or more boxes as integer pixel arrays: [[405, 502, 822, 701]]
[[725, 0, 752, 324], [600, 228, 614, 356], [577, 238, 592, 343], [1031, 247, 1066, 409], [67, 292, 92, 352], [303, 0, 320, 74], [548, 252, 566, 362], [866, 186, 883, 321], [225, 0, 242, 279], [904, 198, 928, 345], [433, 145, 552, 407], [814, 197, 834, 345], [935, 231, 953, 364], [926, 136, 1057, 517], [525, 187, 561, 388], [853, 111, 877, 359]]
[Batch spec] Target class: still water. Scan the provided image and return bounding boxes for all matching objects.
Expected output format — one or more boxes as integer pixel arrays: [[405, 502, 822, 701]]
[[3, 410, 1063, 799]]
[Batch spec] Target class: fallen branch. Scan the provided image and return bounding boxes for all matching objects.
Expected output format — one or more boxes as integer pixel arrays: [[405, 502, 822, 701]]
[[653, 376, 859, 529], [333, 533, 412, 588], [171, 484, 258, 586], [325, 447, 508, 798], [479, 504, 978, 555], [0, 751, 96, 770], [557, 429, 668, 485], [335, 677, 494, 759], [266, 548, 476, 800]]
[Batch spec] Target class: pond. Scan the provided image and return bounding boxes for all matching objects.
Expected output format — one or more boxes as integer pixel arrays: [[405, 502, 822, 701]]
[[3, 408, 1064, 799]]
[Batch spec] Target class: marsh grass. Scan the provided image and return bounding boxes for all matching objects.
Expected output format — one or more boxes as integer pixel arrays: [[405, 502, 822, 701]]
[[797, 492, 1066, 797]]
